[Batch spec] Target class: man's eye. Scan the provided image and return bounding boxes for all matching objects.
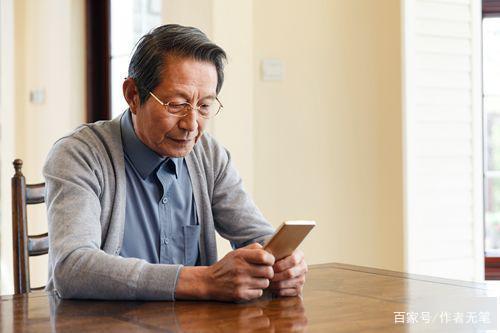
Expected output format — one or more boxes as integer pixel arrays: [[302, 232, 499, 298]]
[[198, 104, 212, 115], [168, 103, 187, 113]]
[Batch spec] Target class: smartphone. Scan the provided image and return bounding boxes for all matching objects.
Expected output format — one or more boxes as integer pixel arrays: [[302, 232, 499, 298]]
[[263, 220, 316, 260]]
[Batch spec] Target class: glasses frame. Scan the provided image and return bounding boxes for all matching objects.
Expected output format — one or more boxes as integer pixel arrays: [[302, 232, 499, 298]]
[[149, 91, 223, 119]]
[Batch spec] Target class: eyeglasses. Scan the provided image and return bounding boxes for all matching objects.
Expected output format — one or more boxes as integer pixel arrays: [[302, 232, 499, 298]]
[[149, 91, 223, 119]]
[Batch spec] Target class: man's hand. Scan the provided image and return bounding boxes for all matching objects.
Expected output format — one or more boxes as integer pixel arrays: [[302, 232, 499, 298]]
[[176, 243, 275, 302], [269, 249, 307, 297]]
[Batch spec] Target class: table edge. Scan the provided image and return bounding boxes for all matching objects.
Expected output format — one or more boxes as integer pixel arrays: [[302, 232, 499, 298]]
[[310, 262, 489, 290]]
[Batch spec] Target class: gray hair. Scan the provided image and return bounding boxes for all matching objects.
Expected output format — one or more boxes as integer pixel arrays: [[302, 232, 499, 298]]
[[128, 24, 227, 104]]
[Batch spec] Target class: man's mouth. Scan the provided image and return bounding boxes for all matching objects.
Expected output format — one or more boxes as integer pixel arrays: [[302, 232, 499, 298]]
[[168, 137, 194, 144]]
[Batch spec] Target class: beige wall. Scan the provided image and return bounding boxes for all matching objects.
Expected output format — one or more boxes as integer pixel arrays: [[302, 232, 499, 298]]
[[2, 0, 403, 294], [0, 0, 16, 295], [1, 0, 85, 293], [252, 0, 403, 270], [164, 0, 404, 270], [15, 0, 85, 182]]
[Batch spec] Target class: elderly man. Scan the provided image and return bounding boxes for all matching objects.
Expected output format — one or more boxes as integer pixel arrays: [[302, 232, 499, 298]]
[[44, 24, 307, 301]]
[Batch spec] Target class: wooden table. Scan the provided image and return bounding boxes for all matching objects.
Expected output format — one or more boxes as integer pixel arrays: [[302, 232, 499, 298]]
[[1, 263, 498, 332]]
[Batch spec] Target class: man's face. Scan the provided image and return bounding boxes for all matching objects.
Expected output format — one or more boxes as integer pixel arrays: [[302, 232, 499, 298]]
[[126, 56, 218, 157]]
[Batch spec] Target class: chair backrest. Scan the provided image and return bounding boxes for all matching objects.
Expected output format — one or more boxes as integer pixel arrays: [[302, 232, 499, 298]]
[[12, 159, 48, 294]]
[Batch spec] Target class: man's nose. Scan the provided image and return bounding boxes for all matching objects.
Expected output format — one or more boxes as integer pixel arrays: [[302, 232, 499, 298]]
[[179, 111, 198, 132]]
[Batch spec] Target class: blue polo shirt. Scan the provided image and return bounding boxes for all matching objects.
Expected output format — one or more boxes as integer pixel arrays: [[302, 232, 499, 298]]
[[119, 110, 200, 265]]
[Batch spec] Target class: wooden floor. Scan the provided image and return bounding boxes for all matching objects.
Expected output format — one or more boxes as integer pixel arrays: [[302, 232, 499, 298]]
[[1, 263, 498, 332]]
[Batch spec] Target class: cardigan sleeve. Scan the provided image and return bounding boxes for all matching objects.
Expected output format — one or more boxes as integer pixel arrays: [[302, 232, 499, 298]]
[[44, 133, 182, 300], [205, 135, 275, 249]]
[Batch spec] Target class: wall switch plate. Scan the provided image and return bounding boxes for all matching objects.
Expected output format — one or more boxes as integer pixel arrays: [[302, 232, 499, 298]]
[[30, 89, 45, 104], [261, 59, 284, 81]]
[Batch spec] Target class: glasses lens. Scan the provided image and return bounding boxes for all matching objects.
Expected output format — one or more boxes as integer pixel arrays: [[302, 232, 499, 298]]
[[199, 101, 222, 118], [165, 100, 222, 118], [167, 103, 188, 115]]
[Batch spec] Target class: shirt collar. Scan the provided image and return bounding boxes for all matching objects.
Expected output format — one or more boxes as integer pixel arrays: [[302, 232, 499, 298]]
[[121, 110, 182, 179]]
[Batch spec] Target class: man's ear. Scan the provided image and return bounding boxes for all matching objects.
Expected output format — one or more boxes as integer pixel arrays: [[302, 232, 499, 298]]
[[123, 78, 141, 114]]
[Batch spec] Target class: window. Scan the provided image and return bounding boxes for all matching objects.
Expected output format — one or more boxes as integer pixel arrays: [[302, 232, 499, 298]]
[[403, 0, 483, 281], [483, 18, 500, 255], [110, 0, 161, 118], [483, 0, 500, 279], [86, 0, 161, 122]]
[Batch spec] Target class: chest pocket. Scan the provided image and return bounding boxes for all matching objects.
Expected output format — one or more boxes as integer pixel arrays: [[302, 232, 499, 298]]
[[183, 225, 200, 266]]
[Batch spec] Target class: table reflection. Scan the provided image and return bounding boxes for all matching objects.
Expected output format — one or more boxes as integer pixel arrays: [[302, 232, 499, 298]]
[[47, 293, 308, 332]]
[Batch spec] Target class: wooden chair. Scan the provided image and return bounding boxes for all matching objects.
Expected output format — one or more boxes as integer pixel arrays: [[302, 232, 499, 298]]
[[12, 159, 48, 294]]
